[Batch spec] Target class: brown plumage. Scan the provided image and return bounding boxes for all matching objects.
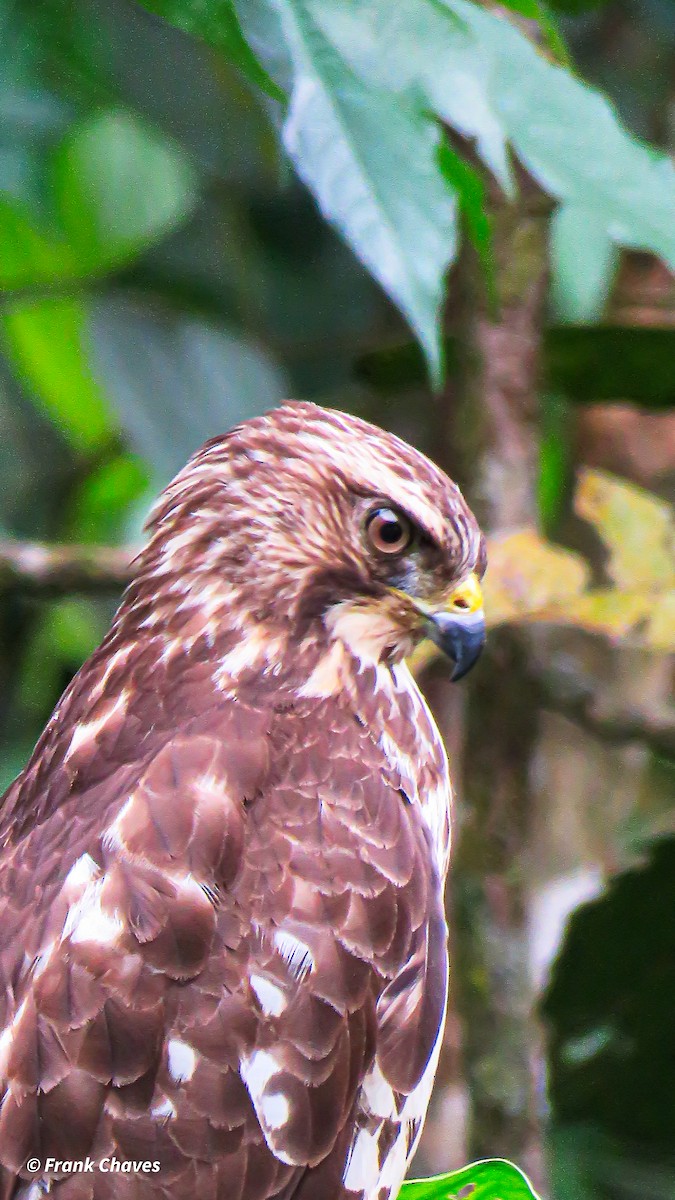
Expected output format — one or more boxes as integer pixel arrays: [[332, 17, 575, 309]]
[[0, 403, 485, 1200]]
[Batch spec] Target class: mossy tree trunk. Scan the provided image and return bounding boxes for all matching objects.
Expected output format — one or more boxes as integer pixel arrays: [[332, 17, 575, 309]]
[[431, 193, 550, 1179]]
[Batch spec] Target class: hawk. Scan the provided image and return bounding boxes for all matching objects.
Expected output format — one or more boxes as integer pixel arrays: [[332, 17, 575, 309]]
[[0, 403, 485, 1200]]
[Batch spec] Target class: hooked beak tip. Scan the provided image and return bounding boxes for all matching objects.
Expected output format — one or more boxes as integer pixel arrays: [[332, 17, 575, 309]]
[[426, 608, 486, 681]]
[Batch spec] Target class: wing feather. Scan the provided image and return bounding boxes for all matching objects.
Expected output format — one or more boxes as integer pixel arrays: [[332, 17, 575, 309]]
[[0, 641, 449, 1200]]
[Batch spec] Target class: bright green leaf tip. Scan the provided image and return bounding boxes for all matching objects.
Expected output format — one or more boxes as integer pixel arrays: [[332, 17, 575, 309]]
[[399, 1158, 542, 1200]]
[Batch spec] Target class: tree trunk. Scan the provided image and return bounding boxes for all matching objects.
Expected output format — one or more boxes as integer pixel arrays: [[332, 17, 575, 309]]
[[433, 194, 550, 1180]]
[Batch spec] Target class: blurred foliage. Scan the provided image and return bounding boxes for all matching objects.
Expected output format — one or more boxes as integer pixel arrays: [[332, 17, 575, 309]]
[[0, 1, 673, 1197], [358, 328, 675, 411], [542, 836, 675, 1199], [400, 1159, 540, 1200]]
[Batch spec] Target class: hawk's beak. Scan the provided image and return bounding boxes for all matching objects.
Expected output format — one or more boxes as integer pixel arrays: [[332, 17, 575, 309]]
[[424, 573, 485, 681]]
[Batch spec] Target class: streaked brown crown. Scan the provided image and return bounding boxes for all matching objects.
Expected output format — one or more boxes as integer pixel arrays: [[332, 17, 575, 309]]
[[127, 402, 484, 634]]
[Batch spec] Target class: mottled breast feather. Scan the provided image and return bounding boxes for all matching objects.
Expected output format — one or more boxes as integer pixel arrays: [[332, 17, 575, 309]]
[[0, 402, 482, 1200]]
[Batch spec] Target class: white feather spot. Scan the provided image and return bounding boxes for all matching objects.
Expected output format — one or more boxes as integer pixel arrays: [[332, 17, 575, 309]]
[[64, 853, 99, 891], [361, 1062, 396, 1119], [343, 1127, 381, 1193], [378, 729, 418, 797], [63, 879, 124, 946], [376, 1125, 409, 1193], [297, 640, 346, 698], [399, 1018, 445, 1123], [260, 1092, 290, 1130], [250, 974, 286, 1017], [151, 1096, 176, 1119], [240, 1048, 281, 1100], [93, 644, 133, 697], [215, 631, 267, 683], [65, 693, 128, 761], [273, 930, 314, 982], [167, 1039, 197, 1083], [101, 798, 135, 853], [241, 1049, 296, 1165], [16, 1182, 51, 1200], [0, 998, 28, 1074], [32, 940, 56, 978]]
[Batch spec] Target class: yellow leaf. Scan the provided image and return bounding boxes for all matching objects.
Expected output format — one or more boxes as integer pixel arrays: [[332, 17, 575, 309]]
[[643, 588, 675, 650], [546, 588, 653, 641], [575, 468, 675, 590], [533, 587, 675, 651], [484, 529, 590, 626]]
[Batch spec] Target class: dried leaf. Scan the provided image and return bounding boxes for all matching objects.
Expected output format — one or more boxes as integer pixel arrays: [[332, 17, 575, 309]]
[[575, 468, 675, 590], [484, 529, 590, 626], [544, 586, 674, 649]]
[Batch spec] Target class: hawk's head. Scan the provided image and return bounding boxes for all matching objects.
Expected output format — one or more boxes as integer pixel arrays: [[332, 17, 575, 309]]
[[135, 402, 486, 679]]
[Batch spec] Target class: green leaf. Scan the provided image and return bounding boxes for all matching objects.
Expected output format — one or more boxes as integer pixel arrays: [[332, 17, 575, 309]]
[[52, 110, 198, 269], [441, 0, 675, 269], [244, 0, 458, 386], [548, 327, 675, 410], [550, 204, 618, 323], [494, 0, 570, 65], [0, 198, 79, 288], [65, 453, 150, 545], [230, 0, 295, 91], [1, 300, 116, 451], [538, 392, 570, 529], [399, 1158, 541, 1200], [439, 141, 495, 305], [18, 597, 109, 720], [139, 0, 285, 99], [298, 0, 513, 192], [543, 839, 675, 1171], [299, 0, 675, 271], [0, 111, 197, 290]]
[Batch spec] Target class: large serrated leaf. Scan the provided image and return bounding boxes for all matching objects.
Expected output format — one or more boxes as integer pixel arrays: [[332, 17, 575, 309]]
[[249, 0, 457, 385], [140, 0, 284, 99], [550, 205, 618, 323], [302, 0, 512, 192], [441, 0, 675, 269], [135, 0, 675, 379], [399, 1158, 541, 1200]]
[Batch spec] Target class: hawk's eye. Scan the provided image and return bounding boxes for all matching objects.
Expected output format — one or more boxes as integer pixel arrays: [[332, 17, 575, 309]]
[[366, 507, 413, 556]]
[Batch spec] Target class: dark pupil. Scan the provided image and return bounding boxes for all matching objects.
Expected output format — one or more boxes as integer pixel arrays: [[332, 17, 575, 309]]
[[380, 518, 403, 544]]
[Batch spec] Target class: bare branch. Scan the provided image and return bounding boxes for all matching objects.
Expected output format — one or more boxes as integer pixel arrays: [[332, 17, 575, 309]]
[[415, 643, 675, 759], [532, 665, 675, 760], [0, 539, 135, 596]]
